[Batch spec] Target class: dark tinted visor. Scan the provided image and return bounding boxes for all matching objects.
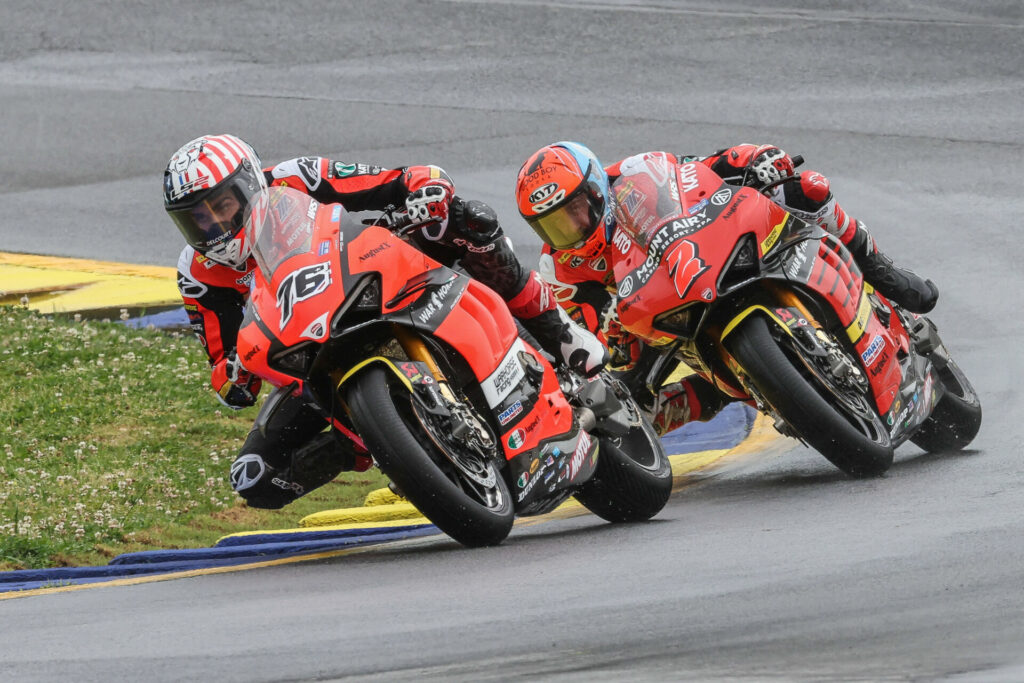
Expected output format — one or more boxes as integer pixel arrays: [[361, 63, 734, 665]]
[[166, 165, 260, 251]]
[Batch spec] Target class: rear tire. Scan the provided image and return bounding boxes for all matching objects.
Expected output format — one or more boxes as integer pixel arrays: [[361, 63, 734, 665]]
[[727, 315, 894, 477], [344, 367, 514, 547], [911, 358, 982, 453], [574, 412, 673, 523]]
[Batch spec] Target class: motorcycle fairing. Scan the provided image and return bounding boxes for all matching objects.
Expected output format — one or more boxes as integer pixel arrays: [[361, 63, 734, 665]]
[[508, 428, 598, 515]]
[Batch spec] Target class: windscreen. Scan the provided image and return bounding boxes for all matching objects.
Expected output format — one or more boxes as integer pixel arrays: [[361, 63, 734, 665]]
[[610, 154, 686, 249], [244, 186, 317, 278]]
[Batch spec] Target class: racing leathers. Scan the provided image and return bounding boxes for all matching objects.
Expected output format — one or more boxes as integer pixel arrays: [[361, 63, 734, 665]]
[[541, 144, 938, 436], [179, 157, 605, 509]]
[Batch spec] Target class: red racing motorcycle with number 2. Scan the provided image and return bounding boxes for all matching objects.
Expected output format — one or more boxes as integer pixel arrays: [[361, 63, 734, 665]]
[[234, 186, 671, 547], [610, 153, 981, 476]]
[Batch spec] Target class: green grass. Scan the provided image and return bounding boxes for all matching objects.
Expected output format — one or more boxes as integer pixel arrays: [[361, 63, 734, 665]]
[[0, 305, 388, 570]]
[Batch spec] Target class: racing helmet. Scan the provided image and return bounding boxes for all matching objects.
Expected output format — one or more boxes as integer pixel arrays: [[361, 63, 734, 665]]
[[163, 134, 267, 268], [516, 141, 612, 260]]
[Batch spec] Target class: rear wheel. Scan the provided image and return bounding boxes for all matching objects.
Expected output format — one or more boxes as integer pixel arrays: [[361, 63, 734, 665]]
[[727, 314, 894, 477], [911, 357, 982, 452], [344, 367, 514, 547], [574, 400, 673, 522]]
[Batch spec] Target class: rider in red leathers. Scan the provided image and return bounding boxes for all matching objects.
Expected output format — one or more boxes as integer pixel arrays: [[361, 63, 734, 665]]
[[515, 141, 939, 436], [164, 134, 606, 509]]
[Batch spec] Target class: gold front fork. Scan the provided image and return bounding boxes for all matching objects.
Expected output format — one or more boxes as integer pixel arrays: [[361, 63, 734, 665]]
[[764, 281, 820, 328], [392, 324, 458, 403]]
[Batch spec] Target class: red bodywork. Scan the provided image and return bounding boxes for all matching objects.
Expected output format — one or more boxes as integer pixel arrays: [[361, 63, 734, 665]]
[[608, 155, 909, 417], [235, 187, 575, 466]]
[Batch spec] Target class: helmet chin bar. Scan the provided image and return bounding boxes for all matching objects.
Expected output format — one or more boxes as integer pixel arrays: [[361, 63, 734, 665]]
[[205, 236, 251, 269]]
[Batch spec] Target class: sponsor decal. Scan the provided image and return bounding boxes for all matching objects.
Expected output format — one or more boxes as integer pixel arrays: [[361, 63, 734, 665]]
[[507, 428, 526, 450], [517, 467, 541, 502], [869, 349, 890, 377], [299, 312, 329, 340], [785, 240, 812, 280], [400, 362, 422, 381], [482, 339, 528, 407], [529, 458, 540, 474], [720, 193, 748, 221], [569, 431, 592, 479], [702, 287, 714, 301], [359, 242, 391, 261], [544, 470, 555, 484], [710, 188, 733, 206], [242, 344, 260, 362], [679, 163, 699, 193], [275, 262, 332, 329], [668, 211, 710, 233], [270, 157, 322, 191], [415, 278, 459, 325], [569, 256, 585, 268], [686, 198, 708, 216], [333, 162, 382, 178], [177, 272, 208, 299], [331, 205, 342, 222], [846, 291, 873, 343], [498, 400, 523, 425], [590, 257, 608, 272], [759, 215, 788, 254], [612, 229, 632, 255], [617, 275, 634, 298], [229, 454, 265, 491], [861, 335, 884, 365], [318, 240, 331, 256], [531, 188, 567, 213], [517, 472, 529, 488], [528, 183, 559, 204], [306, 199, 319, 220], [452, 238, 496, 253], [183, 303, 199, 312], [235, 271, 255, 288]]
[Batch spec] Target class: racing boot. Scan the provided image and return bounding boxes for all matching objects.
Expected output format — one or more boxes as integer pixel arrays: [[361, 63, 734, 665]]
[[520, 305, 610, 377], [636, 376, 726, 437], [845, 222, 939, 314], [231, 431, 371, 509], [507, 270, 610, 377], [778, 173, 938, 314]]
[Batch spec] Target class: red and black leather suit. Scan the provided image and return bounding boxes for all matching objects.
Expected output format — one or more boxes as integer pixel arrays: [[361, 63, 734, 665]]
[[178, 157, 561, 508]]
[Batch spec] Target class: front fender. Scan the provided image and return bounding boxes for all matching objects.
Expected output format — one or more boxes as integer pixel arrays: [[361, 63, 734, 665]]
[[336, 356, 434, 394]]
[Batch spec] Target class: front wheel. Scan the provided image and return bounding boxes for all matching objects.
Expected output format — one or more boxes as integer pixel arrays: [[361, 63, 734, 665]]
[[727, 314, 894, 477], [574, 412, 673, 523], [344, 366, 514, 547]]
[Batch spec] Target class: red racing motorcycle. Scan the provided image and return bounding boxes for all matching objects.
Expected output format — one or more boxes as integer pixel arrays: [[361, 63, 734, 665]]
[[234, 186, 671, 546], [609, 153, 981, 476]]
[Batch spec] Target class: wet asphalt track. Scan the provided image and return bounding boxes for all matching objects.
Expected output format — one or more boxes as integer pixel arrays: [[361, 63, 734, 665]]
[[2, 1, 1024, 680]]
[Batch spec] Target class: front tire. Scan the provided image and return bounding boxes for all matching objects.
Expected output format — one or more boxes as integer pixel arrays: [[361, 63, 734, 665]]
[[727, 314, 894, 477], [344, 367, 514, 547], [574, 412, 673, 523]]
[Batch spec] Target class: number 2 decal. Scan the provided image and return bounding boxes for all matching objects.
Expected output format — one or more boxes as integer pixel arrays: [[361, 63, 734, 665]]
[[665, 239, 709, 299]]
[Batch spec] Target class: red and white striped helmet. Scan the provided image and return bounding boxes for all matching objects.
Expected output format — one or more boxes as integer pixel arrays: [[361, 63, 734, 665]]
[[163, 134, 267, 268]]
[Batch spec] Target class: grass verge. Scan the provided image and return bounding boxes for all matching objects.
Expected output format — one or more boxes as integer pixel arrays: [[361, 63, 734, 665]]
[[0, 305, 388, 570]]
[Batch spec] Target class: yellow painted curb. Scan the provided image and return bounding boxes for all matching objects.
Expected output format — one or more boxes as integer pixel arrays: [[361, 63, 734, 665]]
[[0, 252, 180, 314], [299, 501, 428, 527], [364, 487, 404, 507], [215, 517, 431, 545]]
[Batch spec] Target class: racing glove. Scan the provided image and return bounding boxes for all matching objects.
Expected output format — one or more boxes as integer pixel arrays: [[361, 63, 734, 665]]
[[211, 351, 262, 409], [744, 145, 795, 188], [405, 179, 455, 230]]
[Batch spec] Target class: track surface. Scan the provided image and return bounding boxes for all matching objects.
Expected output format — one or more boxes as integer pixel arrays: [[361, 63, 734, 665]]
[[2, 1, 1023, 680]]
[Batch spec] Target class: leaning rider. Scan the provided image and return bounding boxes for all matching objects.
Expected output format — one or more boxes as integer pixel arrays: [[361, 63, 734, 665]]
[[514, 141, 939, 435], [163, 134, 608, 509]]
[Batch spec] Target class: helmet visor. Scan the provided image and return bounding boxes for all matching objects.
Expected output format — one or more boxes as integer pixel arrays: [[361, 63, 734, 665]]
[[526, 188, 604, 251], [166, 165, 260, 251]]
